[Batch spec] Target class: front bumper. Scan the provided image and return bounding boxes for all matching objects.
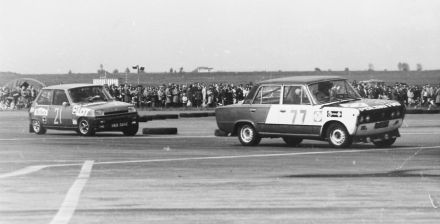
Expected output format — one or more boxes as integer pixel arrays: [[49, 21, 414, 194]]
[[354, 129, 400, 143], [355, 118, 403, 136], [92, 112, 138, 131]]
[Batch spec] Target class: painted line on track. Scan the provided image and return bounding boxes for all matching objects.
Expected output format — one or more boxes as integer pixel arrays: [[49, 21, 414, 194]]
[[1, 145, 440, 179], [49, 160, 94, 224], [0, 135, 217, 142], [0, 132, 440, 143]]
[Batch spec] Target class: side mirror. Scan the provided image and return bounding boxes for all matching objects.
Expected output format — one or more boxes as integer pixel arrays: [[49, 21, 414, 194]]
[[62, 102, 70, 107]]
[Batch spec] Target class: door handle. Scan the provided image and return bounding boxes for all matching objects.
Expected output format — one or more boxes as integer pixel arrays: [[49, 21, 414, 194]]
[[249, 108, 256, 112], [280, 109, 286, 113]]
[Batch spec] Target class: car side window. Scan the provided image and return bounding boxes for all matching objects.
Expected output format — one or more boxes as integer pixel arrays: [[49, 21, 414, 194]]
[[36, 89, 53, 105], [53, 90, 69, 106], [253, 86, 281, 104], [283, 86, 311, 105]]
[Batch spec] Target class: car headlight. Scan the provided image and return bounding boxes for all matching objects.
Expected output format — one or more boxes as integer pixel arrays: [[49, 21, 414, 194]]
[[359, 116, 364, 123], [94, 109, 104, 116], [396, 111, 401, 117], [365, 115, 371, 123], [128, 106, 136, 113], [391, 112, 395, 118]]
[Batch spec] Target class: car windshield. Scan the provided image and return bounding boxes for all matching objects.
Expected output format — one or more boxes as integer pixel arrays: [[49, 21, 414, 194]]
[[308, 79, 361, 104], [68, 86, 112, 104]]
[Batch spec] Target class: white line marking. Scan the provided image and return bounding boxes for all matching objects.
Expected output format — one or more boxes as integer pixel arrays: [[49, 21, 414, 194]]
[[1, 132, 440, 142], [95, 145, 440, 166], [396, 148, 424, 170], [429, 193, 439, 209], [49, 160, 94, 224], [0, 135, 216, 141], [1, 146, 440, 179], [0, 163, 83, 179], [0, 165, 47, 178]]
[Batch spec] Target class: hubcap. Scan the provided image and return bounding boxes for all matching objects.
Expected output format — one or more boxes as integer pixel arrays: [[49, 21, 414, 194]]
[[79, 120, 89, 134], [33, 120, 40, 132], [330, 129, 345, 145], [240, 126, 253, 143]]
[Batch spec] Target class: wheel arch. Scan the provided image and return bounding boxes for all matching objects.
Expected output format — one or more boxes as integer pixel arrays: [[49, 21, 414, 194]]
[[320, 120, 347, 138], [232, 120, 257, 136]]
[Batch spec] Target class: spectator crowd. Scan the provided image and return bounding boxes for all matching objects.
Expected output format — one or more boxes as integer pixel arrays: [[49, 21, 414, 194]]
[[105, 82, 253, 109], [1, 80, 440, 110], [0, 83, 38, 110], [351, 81, 440, 110]]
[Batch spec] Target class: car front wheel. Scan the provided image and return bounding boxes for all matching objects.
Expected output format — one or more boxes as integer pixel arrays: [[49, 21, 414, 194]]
[[237, 124, 261, 146], [77, 118, 95, 136], [123, 124, 139, 136], [282, 137, 303, 146], [32, 120, 46, 135], [327, 123, 352, 148], [373, 138, 396, 147]]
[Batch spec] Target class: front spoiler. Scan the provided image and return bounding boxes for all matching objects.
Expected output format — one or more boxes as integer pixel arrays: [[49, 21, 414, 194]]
[[354, 129, 400, 143]]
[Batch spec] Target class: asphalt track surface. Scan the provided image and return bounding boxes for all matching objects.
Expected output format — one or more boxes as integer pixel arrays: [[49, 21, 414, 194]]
[[0, 111, 439, 224]]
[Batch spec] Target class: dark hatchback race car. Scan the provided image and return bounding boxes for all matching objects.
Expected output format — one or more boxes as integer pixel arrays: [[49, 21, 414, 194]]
[[215, 76, 405, 148], [29, 83, 139, 136]]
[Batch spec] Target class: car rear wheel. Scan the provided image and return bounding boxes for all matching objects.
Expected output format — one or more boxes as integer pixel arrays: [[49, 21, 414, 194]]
[[238, 124, 261, 146], [32, 120, 46, 135], [282, 137, 303, 146], [373, 138, 396, 147], [77, 118, 95, 136], [123, 124, 139, 136], [327, 123, 352, 148]]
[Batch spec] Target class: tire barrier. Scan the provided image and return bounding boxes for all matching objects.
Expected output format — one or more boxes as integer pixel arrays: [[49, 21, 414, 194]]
[[153, 114, 179, 120], [138, 115, 154, 122], [138, 114, 179, 122], [142, 127, 178, 135], [179, 112, 209, 118], [214, 129, 229, 137]]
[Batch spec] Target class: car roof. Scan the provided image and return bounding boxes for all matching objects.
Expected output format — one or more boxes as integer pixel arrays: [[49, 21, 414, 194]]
[[258, 75, 345, 85], [42, 83, 102, 90]]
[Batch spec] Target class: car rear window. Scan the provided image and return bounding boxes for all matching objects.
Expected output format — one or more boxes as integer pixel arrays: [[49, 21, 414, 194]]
[[36, 89, 53, 105], [253, 86, 281, 104]]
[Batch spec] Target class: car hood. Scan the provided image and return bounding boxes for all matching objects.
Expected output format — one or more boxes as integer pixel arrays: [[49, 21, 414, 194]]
[[338, 98, 402, 110], [74, 101, 133, 112]]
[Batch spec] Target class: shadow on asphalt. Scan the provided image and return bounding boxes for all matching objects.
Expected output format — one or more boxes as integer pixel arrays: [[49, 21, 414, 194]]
[[281, 168, 440, 178]]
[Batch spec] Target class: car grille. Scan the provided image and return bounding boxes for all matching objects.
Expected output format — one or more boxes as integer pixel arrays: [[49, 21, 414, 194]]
[[359, 106, 405, 123], [105, 110, 129, 115]]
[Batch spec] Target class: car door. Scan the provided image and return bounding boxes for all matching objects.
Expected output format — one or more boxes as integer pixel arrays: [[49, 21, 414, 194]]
[[51, 89, 73, 127], [249, 85, 281, 132], [265, 85, 320, 135], [33, 89, 52, 126]]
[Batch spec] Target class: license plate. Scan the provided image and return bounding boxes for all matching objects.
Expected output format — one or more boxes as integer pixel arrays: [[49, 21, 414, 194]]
[[374, 121, 389, 129], [111, 122, 128, 128]]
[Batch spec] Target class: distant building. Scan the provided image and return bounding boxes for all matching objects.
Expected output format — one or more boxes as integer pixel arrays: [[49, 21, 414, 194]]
[[192, 66, 214, 73]]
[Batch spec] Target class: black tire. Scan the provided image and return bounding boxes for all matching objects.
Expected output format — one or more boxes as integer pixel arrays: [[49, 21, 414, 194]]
[[31, 119, 46, 135], [123, 124, 139, 136], [214, 129, 228, 137], [282, 137, 303, 146], [142, 127, 178, 135], [373, 138, 396, 147], [326, 123, 352, 148], [237, 124, 261, 146], [77, 118, 95, 136], [139, 115, 154, 122]]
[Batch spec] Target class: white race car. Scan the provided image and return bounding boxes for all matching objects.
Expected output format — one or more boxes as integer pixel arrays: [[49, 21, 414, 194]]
[[216, 76, 405, 148]]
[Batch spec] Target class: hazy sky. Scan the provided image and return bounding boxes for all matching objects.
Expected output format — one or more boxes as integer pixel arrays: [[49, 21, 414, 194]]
[[1, 0, 439, 74]]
